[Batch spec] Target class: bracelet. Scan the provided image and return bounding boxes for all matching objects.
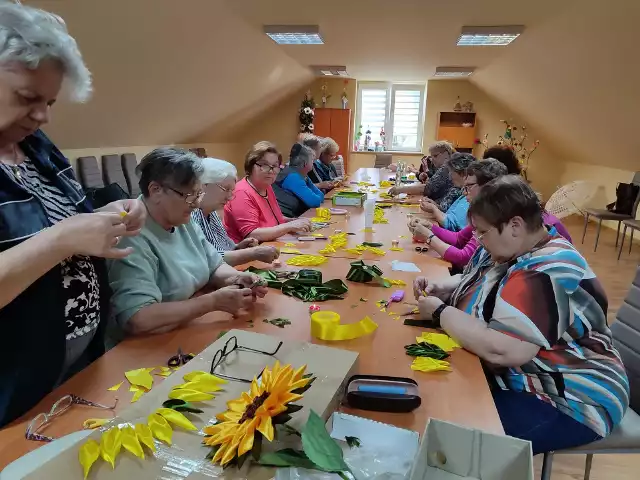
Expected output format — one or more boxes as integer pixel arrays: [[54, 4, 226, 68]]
[[426, 233, 435, 245]]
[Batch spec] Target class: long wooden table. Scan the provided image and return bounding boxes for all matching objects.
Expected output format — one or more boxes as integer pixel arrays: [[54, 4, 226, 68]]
[[0, 168, 502, 469]]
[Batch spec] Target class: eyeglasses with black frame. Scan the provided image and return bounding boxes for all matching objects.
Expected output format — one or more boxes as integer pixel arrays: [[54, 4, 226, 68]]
[[255, 162, 282, 174], [209, 336, 283, 383], [164, 185, 205, 205]]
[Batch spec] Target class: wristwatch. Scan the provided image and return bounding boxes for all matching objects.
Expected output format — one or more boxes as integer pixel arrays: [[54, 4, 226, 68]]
[[431, 303, 448, 328], [426, 233, 435, 245]]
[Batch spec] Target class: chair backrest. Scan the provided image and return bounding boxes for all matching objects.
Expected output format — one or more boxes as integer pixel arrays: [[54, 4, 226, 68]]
[[76, 156, 103, 189], [630, 172, 640, 217], [101, 154, 129, 195], [611, 267, 640, 412], [121, 153, 140, 197], [374, 153, 392, 169]]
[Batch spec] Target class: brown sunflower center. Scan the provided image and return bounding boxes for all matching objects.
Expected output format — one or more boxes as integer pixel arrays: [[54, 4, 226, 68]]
[[239, 391, 269, 423]]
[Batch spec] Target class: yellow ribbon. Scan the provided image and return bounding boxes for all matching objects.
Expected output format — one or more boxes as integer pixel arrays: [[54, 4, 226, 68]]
[[411, 357, 452, 372], [310, 311, 378, 341], [310, 207, 331, 222], [286, 255, 328, 266]]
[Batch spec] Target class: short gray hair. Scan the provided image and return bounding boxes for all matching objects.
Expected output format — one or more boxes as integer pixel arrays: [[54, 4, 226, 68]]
[[320, 137, 339, 155], [0, 2, 92, 102], [428, 141, 455, 156], [467, 159, 508, 186], [200, 157, 237, 184], [289, 144, 316, 169], [136, 147, 203, 197], [447, 152, 476, 174]]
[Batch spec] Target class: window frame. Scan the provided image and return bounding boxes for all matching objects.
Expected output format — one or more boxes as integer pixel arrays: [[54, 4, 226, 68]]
[[355, 81, 426, 153]]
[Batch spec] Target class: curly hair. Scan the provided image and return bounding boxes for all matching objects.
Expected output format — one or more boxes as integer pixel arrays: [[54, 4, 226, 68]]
[[483, 145, 521, 175]]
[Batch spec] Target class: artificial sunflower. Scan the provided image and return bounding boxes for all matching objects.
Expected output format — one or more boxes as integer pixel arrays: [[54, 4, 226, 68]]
[[203, 361, 314, 467]]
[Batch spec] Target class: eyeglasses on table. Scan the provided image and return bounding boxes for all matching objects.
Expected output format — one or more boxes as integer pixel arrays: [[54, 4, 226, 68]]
[[26, 394, 117, 442], [209, 335, 283, 383]]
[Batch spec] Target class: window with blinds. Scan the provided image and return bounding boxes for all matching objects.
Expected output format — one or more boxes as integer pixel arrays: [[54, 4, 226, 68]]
[[355, 82, 425, 152]]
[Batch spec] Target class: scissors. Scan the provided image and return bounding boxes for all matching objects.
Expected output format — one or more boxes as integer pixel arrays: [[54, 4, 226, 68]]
[[168, 347, 194, 368], [415, 246, 429, 253]]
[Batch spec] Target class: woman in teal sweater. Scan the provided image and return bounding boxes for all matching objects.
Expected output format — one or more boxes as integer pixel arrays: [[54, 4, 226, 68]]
[[273, 143, 325, 217]]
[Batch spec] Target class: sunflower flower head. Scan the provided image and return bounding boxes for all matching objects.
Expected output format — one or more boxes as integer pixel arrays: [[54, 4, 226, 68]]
[[203, 362, 314, 467]]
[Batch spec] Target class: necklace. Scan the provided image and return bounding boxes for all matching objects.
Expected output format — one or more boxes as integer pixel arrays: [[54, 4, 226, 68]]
[[246, 178, 268, 198], [0, 144, 22, 180]]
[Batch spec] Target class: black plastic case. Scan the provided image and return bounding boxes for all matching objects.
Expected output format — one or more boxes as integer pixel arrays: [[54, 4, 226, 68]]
[[345, 374, 421, 413]]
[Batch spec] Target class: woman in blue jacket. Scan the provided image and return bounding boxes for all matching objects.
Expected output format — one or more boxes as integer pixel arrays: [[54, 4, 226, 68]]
[[273, 143, 325, 217]]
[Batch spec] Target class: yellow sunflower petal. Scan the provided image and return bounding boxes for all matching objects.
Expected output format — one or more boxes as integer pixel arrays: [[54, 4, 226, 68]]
[[257, 415, 275, 442], [227, 397, 249, 413], [250, 377, 260, 397], [221, 439, 240, 466], [135, 423, 156, 452], [237, 420, 257, 456], [212, 442, 229, 463], [291, 364, 307, 382], [148, 413, 173, 446], [155, 408, 197, 431]]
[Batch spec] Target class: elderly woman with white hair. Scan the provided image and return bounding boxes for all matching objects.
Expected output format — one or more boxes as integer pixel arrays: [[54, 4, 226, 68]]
[[273, 143, 325, 217], [0, 3, 146, 427], [192, 158, 280, 266], [308, 137, 342, 191]]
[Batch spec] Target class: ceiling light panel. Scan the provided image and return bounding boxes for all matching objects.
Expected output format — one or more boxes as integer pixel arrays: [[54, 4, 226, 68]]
[[457, 26, 524, 46], [264, 25, 324, 45], [311, 65, 349, 77], [434, 67, 475, 77]]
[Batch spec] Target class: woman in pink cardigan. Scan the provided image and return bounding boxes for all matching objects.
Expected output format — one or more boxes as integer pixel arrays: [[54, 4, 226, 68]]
[[224, 142, 312, 243], [409, 159, 572, 270]]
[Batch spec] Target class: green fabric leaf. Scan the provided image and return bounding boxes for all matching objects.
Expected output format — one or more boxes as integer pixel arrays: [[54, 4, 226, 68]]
[[161, 399, 204, 414], [346, 260, 390, 287], [302, 411, 349, 473], [259, 448, 318, 469], [251, 431, 263, 461], [404, 342, 450, 360], [244, 266, 284, 289], [286, 404, 304, 414], [237, 452, 249, 469], [281, 278, 348, 302], [362, 242, 383, 247], [271, 413, 292, 425], [292, 376, 316, 394]]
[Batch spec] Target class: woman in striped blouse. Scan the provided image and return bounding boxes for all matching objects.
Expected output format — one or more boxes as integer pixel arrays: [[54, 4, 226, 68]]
[[192, 158, 280, 266]]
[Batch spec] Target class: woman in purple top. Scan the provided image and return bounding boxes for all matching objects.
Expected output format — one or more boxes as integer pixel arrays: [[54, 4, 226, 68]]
[[409, 159, 572, 270]]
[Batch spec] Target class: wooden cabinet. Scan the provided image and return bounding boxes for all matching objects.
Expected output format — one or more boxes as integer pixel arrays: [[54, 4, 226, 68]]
[[313, 108, 351, 171], [436, 112, 477, 153]]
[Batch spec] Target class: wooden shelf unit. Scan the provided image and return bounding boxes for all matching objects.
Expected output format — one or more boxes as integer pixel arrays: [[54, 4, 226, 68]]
[[436, 111, 477, 153]]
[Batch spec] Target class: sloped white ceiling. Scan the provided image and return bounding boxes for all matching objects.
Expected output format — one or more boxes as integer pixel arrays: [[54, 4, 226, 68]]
[[27, 0, 313, 148], [472, 0, 640, 171]]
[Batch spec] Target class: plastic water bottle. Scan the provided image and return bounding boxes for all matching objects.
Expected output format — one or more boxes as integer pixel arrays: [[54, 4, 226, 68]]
[[364, 198, 375, 229]]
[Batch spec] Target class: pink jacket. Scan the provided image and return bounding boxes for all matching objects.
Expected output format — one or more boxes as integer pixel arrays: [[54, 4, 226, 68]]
[[223, 178, 286, 242]]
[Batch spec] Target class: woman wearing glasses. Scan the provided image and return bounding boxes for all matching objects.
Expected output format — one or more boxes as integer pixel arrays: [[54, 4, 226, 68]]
[[224, 141, 312, 243], [192, 157, 280, 266], [108, 148, 268, 336], [409, 160, 571, 271], [273, 143, 325, 217], [413, 175, 629, 455]]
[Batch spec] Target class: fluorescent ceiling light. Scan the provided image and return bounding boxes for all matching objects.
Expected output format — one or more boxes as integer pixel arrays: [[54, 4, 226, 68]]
[[311, 65, 349, 77], [434, 67, 475, 77], [264, 25, 323, 45], [457, 26, 524, 46]]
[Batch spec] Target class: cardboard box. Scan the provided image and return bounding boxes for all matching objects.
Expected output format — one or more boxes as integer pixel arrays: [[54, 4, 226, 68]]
[[332, 191, 367, 207], [409, 419, 533, 480], [23, 330, 359, 480]]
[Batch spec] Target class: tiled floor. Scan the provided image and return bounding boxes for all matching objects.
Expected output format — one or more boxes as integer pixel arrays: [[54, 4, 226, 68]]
[[533, 216, 639, 479]]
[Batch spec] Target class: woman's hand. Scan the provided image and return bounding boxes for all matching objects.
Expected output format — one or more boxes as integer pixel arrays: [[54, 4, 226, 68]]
[[99, 199, 146, 233], [288, 218, 312, 233], [418, 172, 429, 183], [408, 217, 433, 230], [388, 186, 405, 196], [418, 295, 445, 321], [225, 272, 268, 298], [208, 286, 254, 316], [408, 222, 432, 242], [316, 181, 334, 190], [236, 237, 259, 250], [413, 276, 458, 302], [253, 245, 280, 263], [419, 198, 438, 214], [55, 212, 136, 259]]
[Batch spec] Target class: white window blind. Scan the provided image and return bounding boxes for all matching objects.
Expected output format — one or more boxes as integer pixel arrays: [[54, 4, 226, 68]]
[[355, 82, 425, 152]]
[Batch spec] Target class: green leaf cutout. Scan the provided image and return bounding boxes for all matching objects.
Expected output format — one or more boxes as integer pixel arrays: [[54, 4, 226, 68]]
[[259, 448, 317, 469], [251, 431, 263, 461], [345, 436, 361, 448], [302, 410, 349, 473]]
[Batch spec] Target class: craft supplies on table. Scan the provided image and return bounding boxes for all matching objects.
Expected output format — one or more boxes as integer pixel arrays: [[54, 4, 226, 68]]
[[310, 311, 378, 341], [332, 191, 367, 207]]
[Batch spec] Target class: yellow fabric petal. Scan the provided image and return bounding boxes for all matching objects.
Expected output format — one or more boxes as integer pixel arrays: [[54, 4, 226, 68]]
[[78, 439, 101, 479], [416, 332, 461, 352], [280, 248, 302, 254], [167, 389, 214, 402], [284, 242, 296, 247], [389, 247, 404, 252], [99, 427, 122, 469], [130, 385, 146, 403], [411, 357, 452, 372], [83, 418, 110, 429], [155, 408, 197, 431], [148, 413, 173, 445], [107, 381, 123, 391], [135, 423, 156, 452], [125, 368, 154, 390], [154, 366, 174, 377], [121, 425, 145, 459], [257, 415, 275, 442], [172, 380, 224, 393]]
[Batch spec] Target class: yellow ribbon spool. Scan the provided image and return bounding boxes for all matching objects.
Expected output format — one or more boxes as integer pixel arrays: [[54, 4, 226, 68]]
[[310, 311, 378, 341]]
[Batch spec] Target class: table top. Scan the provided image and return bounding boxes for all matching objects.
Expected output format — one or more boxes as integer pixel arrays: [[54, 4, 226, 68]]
[[0, 168, 503, 469]]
